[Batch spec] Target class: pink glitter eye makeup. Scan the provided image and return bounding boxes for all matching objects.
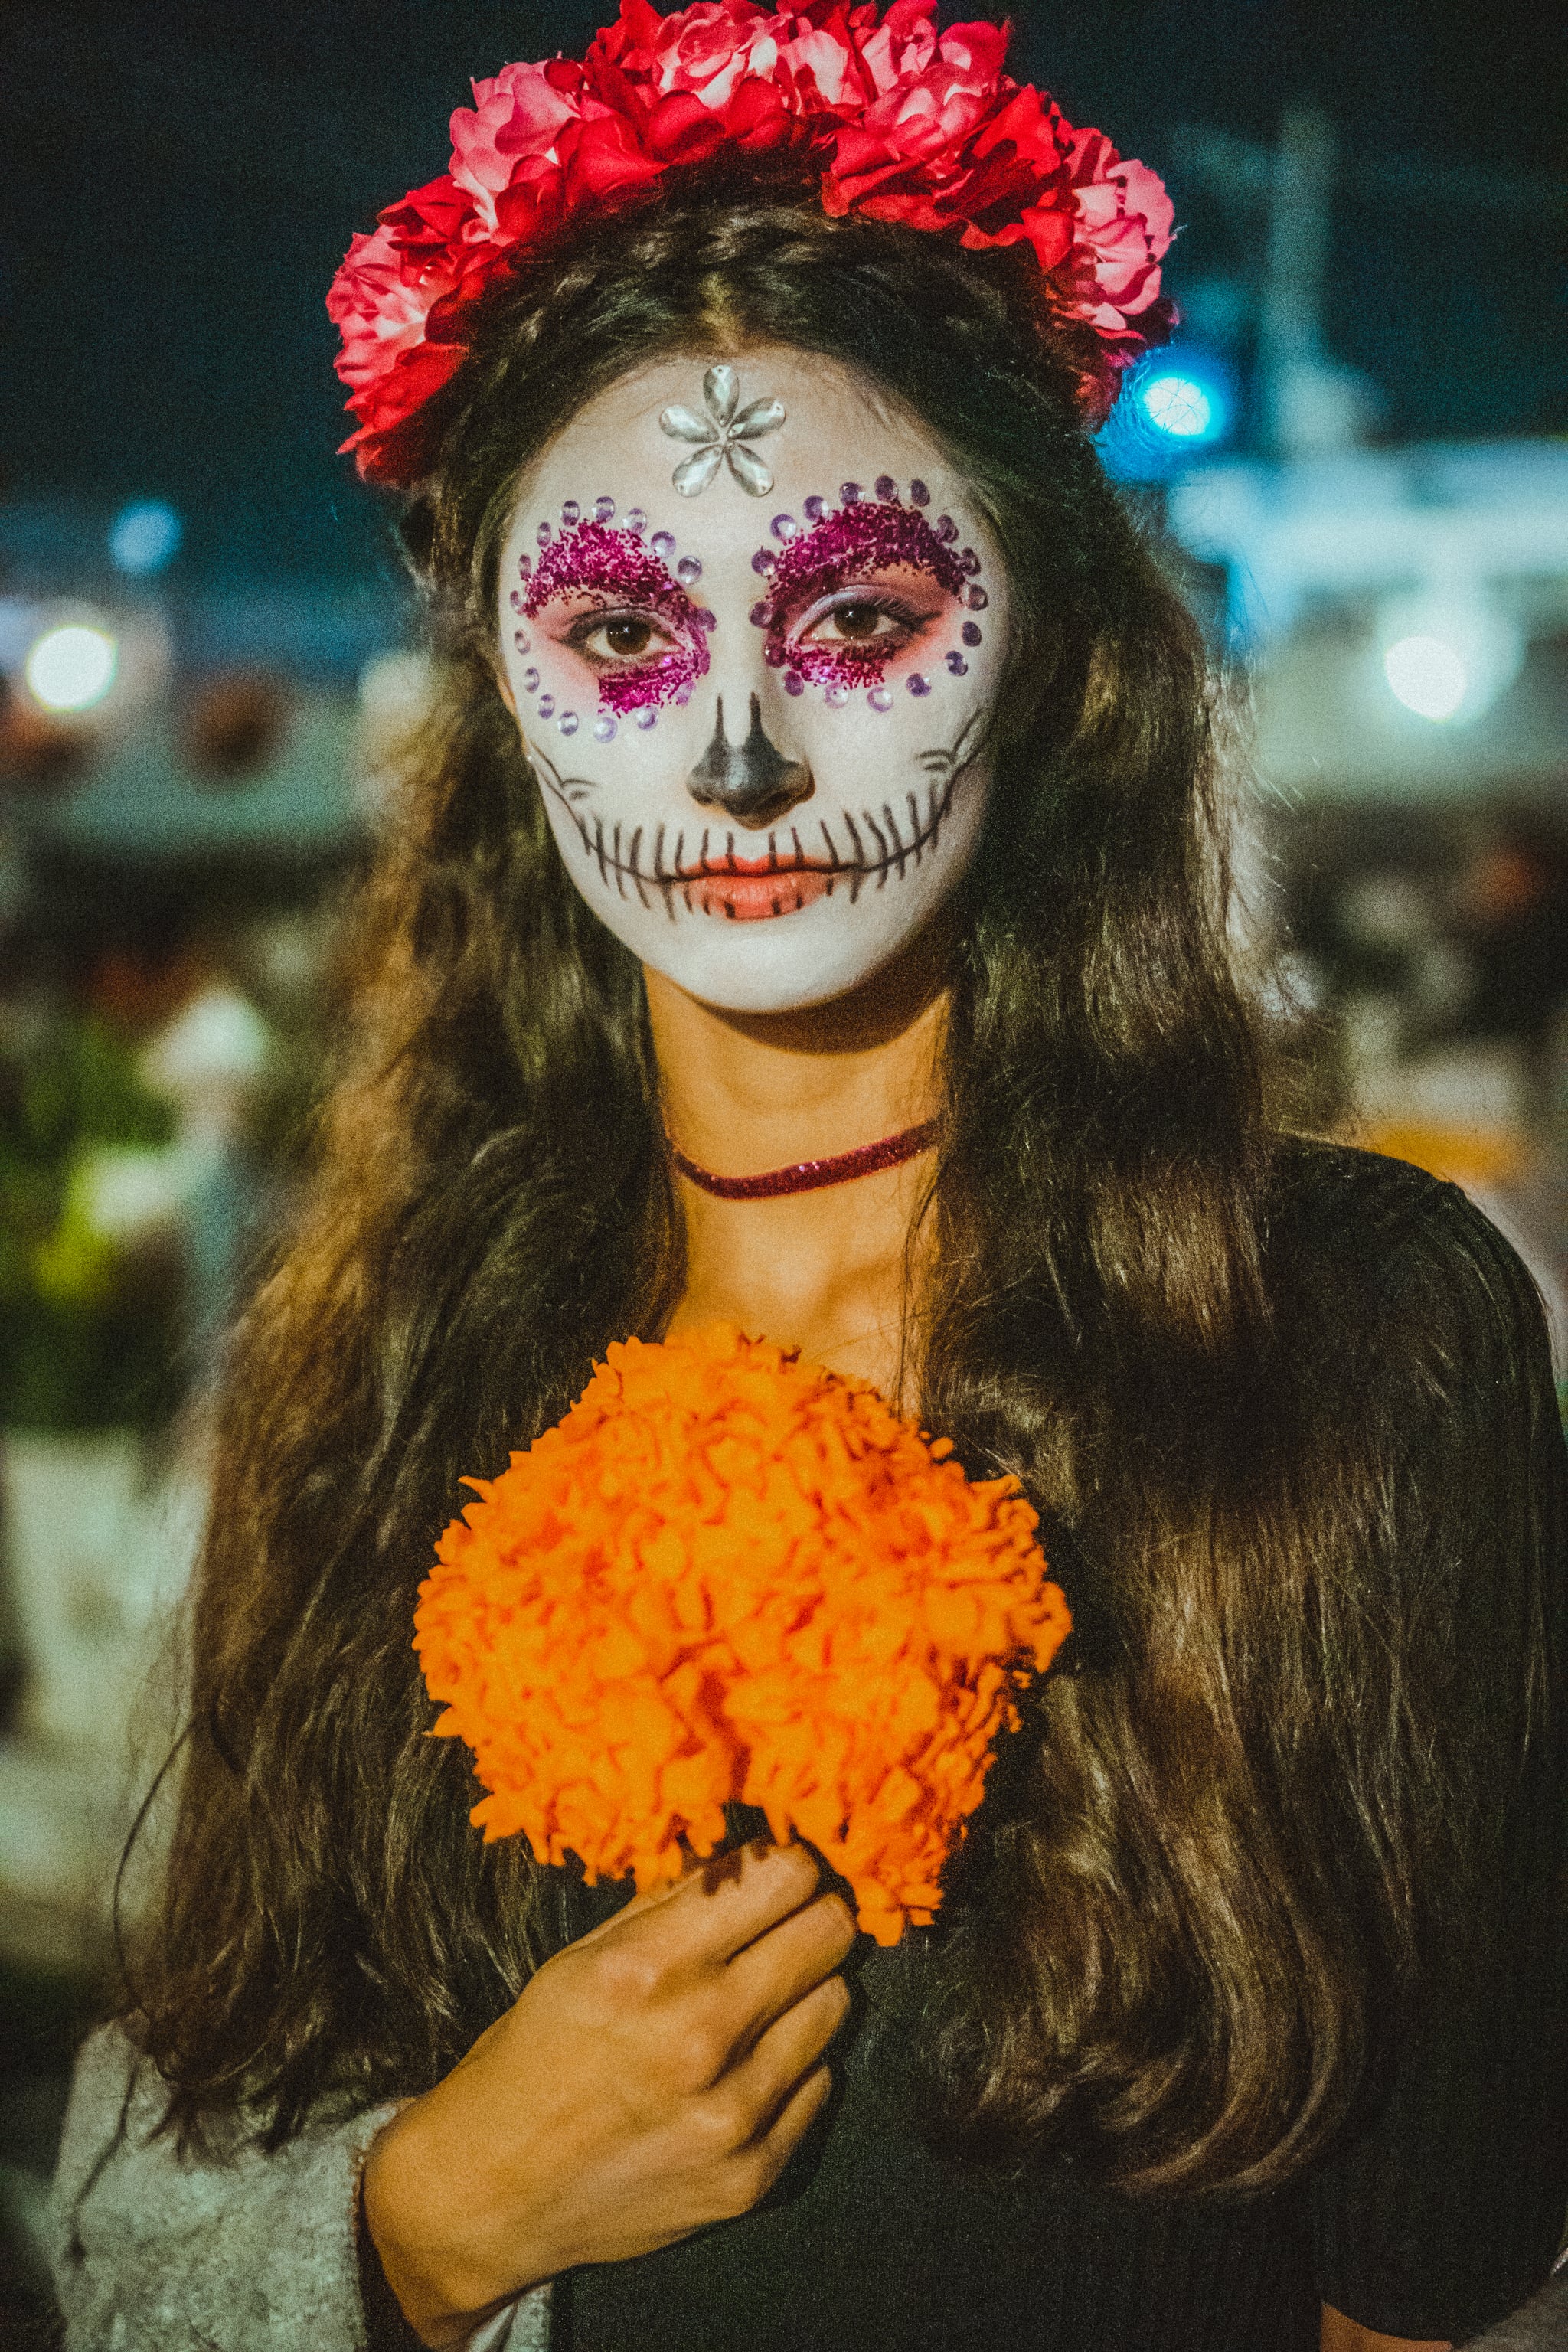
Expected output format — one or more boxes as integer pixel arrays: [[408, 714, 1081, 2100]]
[[749, 493, 978, 701], [517, 515, 710, 715]]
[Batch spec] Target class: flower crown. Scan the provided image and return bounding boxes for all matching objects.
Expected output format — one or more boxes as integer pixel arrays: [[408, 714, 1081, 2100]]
[[328, 0, 1176, 486]]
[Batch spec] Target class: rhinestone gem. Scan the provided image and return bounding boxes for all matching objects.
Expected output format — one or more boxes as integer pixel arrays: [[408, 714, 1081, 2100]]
[[676, 555, 702, 586], [962, 621, 982, 647], [674, 684, 692, 705], [512, 630, 530, 654], [968, 585, 988, 611], [559, 710, 579, 735], [908, 674, 931, 697], [522, 667, 540, 692], [868, 686, 893, 711], [537, 694, 555, 717], [651, 530, 676, 560], [960, 547, 981, 574], [935, 514, 959, 543], [517, 553, 533, 577], [593, 495, 615, 523], [825, 682, 850, 707], [536, 521, 552, 546], [752, 549, 776, 575], [763, 641, 787, 668], [909, 479, 930, 506], [803, 495, 825, 521], [634, 707, 658, 730], [593, 714, 617, 741], [946, 651, 968, 677], [784, 671, 805, 696], [841, 481, 862, 504], [625, 508, 648, 534], [509, 588, 525, 612], [697, 609, 717, 629], [749, 601, 771, 629], [874, 475, 898, 501], [772, 514, 799, 541], [560, 499, 580, 526]]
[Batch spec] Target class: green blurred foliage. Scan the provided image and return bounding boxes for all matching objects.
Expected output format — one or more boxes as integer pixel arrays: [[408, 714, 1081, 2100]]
[[0, 1015, 181, 1430]]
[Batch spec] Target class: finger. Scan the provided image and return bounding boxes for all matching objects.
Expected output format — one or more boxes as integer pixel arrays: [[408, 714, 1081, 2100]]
[[718, 1890, 857, 2053], [567, 1834, 778, 1956], [750, 2053, 837, 2171], [567, 1867, 691, 1953], [724, 1972, 851, 2135], [630, 1839, 825, 1971]]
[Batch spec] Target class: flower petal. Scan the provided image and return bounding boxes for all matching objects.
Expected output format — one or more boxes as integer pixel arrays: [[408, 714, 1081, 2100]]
[[732, 397, 787, 439], [659, 403, 714, 443], [673, 444, 724, 496], [726, 443, 776, 496], [704, 362, 740, 425]]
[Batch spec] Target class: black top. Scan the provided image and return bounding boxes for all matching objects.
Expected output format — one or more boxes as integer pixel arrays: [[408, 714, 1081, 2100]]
[[368, 1148, 1568, 2352]]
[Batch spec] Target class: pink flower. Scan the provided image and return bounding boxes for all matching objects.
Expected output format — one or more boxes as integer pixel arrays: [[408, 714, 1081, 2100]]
[[327, 204, 466, 395], [854, 0, 936, 95], [1045, 122, 1175, 333], [449, 62, 583, 225], [653, 1, 776, 107], [776, 20, 863, 109]]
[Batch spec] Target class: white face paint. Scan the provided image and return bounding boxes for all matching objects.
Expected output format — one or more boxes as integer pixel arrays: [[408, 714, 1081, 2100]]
[[496, 346, 1008, 1015]]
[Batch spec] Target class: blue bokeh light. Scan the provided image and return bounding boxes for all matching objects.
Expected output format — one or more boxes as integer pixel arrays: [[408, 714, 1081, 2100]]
[[1097, 348, 1234, 479], [109, 499, 183, 576], [1140, 374, 1218, 440]]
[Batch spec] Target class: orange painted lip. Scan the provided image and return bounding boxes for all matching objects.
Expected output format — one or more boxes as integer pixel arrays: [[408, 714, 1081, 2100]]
[[688, 865, 835, 920]]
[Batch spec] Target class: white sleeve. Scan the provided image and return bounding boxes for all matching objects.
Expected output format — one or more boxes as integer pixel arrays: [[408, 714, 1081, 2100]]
[[47, 2022, 552, 2352]]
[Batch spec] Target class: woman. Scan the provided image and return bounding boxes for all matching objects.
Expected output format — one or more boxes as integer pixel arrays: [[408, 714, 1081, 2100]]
[[50, 8, 1567, 2350]]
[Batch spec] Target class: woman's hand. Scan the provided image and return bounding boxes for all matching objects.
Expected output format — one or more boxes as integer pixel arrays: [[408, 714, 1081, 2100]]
[[361, 1840, 857, 2349]]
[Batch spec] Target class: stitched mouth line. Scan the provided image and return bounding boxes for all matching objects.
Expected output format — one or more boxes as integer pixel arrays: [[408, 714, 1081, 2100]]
[[545, 762, 967, 920]]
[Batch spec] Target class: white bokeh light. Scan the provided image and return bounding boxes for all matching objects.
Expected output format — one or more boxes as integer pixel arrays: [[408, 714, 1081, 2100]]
[[1383, 633, 1468, 722], [1139, 373, 1215, 440], [24, 623, 119, 712], [1375, 587, 1523, 727]]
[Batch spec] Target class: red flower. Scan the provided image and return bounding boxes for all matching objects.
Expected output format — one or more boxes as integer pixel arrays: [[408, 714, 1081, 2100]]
[[327, 0, 1176, 483]]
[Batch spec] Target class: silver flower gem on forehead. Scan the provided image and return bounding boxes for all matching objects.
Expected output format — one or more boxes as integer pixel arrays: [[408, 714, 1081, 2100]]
[[659, 364, 786, 498]]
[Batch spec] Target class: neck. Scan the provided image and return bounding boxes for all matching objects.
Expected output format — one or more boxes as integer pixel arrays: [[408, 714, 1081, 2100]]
[[647, 929, 949, 1399]]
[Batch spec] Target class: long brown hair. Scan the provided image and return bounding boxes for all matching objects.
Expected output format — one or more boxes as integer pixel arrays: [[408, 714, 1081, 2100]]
[[133, 165, 1532, 2192]]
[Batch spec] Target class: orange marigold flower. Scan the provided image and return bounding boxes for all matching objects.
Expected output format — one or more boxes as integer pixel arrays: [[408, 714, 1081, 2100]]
[[414, 1323, 1070, 1945]]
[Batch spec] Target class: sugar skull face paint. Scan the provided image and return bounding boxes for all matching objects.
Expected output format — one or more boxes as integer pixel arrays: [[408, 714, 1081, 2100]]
[[497, 348, 1011, 1015], [750, 497, 985, 700], [517, 515, 710, 719]]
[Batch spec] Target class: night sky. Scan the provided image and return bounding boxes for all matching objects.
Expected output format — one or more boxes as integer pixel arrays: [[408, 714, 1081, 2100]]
[[4, 0, 1564, 590]]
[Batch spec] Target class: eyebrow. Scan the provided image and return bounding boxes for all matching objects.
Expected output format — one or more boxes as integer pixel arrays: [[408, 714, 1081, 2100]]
[[518, 519, 702, 630], [754, 498, 972, 622]]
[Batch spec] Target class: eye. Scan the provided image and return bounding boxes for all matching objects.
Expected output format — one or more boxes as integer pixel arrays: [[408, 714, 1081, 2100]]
[[567, 611, 678, 663], [795, 593, 926, 652], [821, 602, 893, 643]]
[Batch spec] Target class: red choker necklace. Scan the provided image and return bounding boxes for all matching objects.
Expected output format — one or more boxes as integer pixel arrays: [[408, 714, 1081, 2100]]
[[668, 1119, 939, 1201]]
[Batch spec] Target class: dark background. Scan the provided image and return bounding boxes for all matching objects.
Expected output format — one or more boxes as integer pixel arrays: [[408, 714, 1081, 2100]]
[[3, 0, 1564, 591]]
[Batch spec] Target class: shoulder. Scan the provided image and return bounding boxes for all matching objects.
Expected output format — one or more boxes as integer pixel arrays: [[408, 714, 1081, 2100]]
[[1265, 1136, 1555, 1392], [1269, 1133, 1491, 1282]]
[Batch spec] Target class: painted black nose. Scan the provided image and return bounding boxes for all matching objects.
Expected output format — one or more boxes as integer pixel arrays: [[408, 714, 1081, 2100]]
[[685, 694, 814, 828]]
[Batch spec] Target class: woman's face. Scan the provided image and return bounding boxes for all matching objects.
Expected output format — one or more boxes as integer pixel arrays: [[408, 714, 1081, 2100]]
[[497, 345, 1008, 1015]]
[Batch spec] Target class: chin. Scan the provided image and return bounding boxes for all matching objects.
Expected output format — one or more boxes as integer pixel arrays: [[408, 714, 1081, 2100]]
[[632, 899, 944, 1016]]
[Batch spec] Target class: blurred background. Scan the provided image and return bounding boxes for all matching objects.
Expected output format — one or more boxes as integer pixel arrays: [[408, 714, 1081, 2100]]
[[0, 1, 1564, 2335]]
